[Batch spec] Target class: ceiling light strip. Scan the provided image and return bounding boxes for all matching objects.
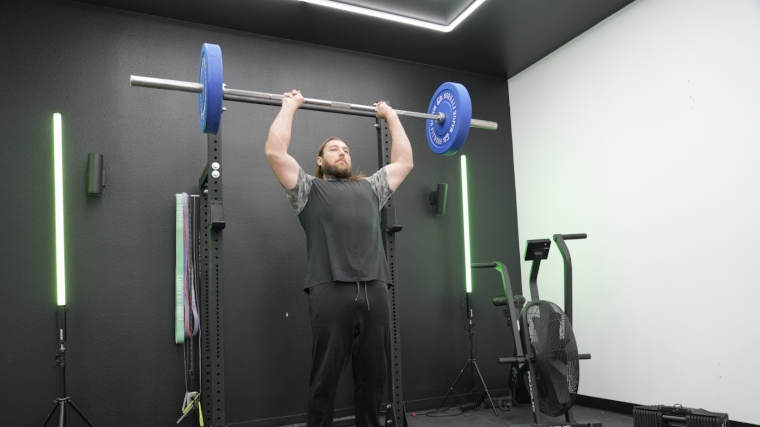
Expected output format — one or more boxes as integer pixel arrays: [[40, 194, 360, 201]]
[[298, 0, 486, 33]]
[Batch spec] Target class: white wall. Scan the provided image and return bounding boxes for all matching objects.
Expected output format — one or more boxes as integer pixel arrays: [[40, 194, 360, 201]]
[[508, 0, 760, 423]]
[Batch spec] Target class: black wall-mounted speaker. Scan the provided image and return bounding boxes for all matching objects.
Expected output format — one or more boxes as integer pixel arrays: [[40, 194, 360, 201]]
[[430, 182, 448, 215], [87, 153, 105, 196]]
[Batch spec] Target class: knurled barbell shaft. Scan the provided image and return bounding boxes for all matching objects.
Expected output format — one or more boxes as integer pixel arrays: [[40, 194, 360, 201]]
[[130, 76, 498, 130]]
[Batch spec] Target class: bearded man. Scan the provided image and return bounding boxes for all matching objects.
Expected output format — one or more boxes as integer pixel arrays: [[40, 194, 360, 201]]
[[265, 89, 413, 427]]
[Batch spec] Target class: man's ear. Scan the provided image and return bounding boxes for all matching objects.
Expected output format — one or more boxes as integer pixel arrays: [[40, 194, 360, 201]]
[[317, 157, 323, 166]]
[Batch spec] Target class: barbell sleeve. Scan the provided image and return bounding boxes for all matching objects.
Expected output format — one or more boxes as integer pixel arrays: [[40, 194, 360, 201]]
[[129, 75, 498, 130], [131, 76, 203, 93], [470, 119, 498, 130]]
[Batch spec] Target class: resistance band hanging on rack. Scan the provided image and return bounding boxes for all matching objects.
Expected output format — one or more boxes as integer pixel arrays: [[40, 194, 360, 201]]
[[175, 193, 200, 344], [175, 194, 185, 344], [175, 193, 204, 425], [183, 193, 200, 338]]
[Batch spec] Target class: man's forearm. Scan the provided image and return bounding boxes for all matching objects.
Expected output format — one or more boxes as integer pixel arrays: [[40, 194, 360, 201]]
[[266, 106, 299, 156], [387, 114, 413, 168]]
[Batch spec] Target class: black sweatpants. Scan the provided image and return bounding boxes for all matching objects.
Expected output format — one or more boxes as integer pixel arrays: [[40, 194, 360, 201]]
[[307, 280, 390, 427]]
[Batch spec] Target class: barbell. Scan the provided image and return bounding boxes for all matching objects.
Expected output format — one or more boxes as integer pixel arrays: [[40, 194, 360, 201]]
[[130, 43, 498, 156]]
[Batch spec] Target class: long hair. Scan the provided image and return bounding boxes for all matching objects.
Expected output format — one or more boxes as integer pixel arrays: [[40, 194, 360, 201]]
[[314, 137, 365, 181]]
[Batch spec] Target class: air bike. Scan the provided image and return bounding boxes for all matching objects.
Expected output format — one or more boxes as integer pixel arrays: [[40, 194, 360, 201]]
[[473, 233, 601, 427]]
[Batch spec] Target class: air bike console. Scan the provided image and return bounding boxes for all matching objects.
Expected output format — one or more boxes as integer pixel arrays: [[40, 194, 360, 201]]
[[473, 233, 600, 427]]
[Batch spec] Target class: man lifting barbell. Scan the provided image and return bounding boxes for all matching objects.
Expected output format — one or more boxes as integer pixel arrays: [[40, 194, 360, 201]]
[[265, 89, 414, 427]]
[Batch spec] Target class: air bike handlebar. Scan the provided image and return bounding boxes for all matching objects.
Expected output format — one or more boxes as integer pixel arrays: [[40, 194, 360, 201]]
[[553, 233, 587, 324], [469, 261, 526, 358], [492, 295, 526, 307], [472, 262, 497, 269], [557, 233, 587, 240], [499, 354, 591, 364]]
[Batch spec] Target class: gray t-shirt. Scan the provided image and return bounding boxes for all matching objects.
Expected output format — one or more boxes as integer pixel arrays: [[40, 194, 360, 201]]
[[284, 167, 394, 289]]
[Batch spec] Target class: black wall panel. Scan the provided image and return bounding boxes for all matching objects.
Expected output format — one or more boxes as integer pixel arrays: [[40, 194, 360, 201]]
[[0, 0, 521, 425]]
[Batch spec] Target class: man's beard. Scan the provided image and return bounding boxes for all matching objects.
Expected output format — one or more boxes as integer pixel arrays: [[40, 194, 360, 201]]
[[322, 161, 352, 179]]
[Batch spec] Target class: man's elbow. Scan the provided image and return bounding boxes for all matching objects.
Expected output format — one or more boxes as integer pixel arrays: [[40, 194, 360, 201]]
[[265, 146, 284, 161], [393, 157, 413, 174], [402, 160, 414, 176]]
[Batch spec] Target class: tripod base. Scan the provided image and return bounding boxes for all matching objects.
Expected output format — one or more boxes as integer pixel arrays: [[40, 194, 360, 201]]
[[43, 397, 96, 427], [436, 359, 498, 417]]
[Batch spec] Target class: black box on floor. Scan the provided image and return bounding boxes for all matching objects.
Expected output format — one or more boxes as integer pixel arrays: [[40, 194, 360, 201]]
[[633, 405, 729, 427]]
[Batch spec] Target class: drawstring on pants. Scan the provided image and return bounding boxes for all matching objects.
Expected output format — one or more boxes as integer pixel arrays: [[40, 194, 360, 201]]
[[354, 282, 371, 310]]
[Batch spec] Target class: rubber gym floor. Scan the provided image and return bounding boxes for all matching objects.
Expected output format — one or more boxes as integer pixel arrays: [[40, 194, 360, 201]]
[[406, 404, 633, 427]]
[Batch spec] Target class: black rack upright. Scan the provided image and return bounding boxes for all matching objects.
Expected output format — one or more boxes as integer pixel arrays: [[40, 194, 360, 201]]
[[199, 129, 228, 427], [377, 118, 409, 427]]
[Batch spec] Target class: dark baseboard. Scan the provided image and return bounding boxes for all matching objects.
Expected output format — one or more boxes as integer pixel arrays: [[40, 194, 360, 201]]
[[576, 395, 639, 416], [576, 395, 759, 427]]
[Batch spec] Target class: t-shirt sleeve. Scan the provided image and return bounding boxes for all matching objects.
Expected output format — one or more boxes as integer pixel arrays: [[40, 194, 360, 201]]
[[365, 167, 394, 210], [283, 167, 314, 214]]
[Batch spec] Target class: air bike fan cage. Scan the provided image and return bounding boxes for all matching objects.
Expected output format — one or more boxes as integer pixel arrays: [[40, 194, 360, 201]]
[[523, 299, 580, 417], [476, 233, 600, 427]]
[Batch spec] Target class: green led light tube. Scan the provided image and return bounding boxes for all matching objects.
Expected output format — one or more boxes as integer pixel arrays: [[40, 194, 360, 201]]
[[54, 113, 66, 306], [461, 155, 472, 293]]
